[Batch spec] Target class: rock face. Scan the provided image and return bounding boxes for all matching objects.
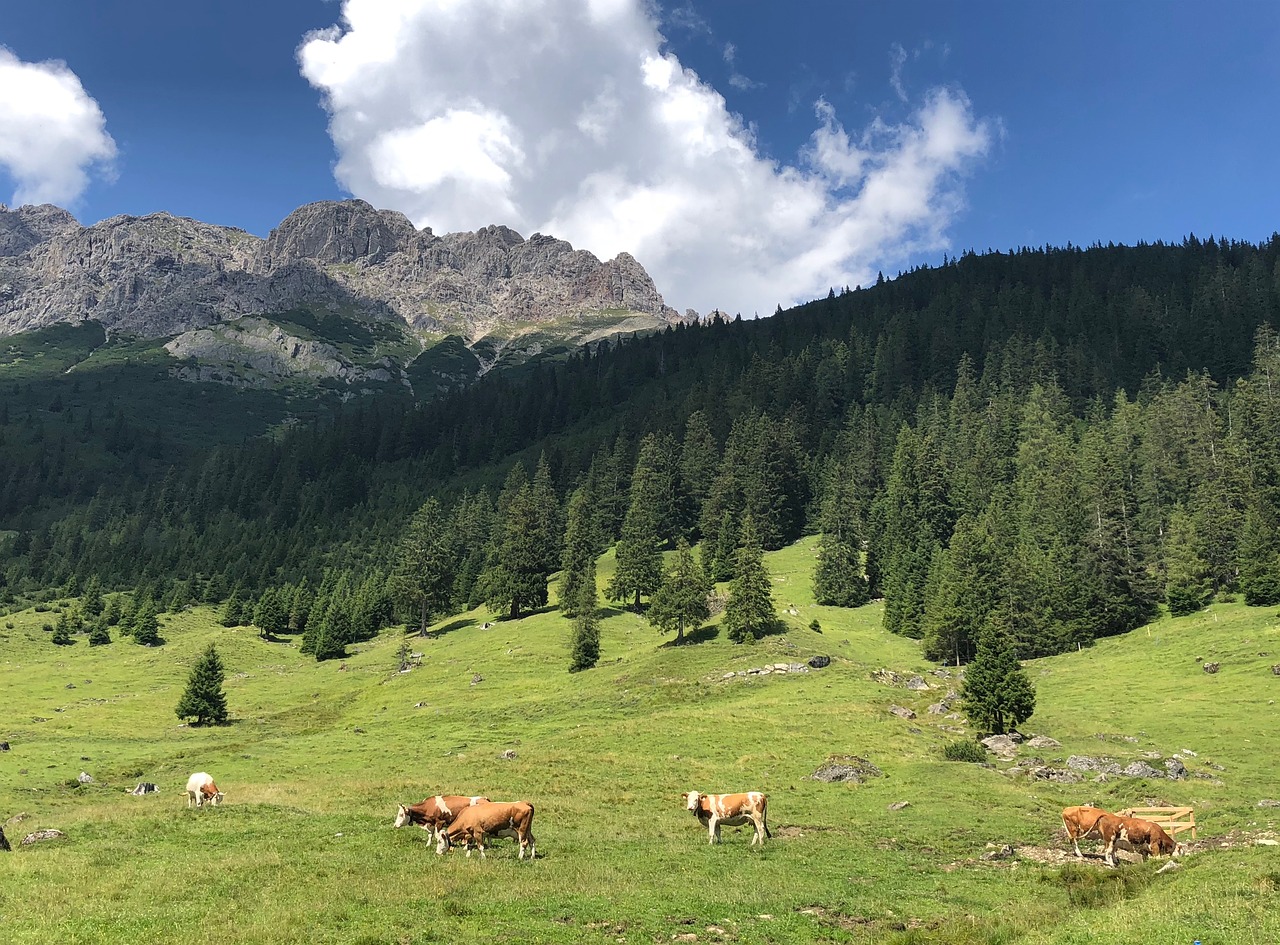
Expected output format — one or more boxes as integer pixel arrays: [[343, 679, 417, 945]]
[[0, 199, 684, 350]]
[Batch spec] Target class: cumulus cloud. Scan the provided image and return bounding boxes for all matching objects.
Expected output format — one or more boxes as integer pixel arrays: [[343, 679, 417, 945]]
[[0, 47, 116, 207], [299, 0, 992, 315]]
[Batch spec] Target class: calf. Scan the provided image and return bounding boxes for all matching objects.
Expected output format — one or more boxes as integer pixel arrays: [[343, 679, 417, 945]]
[[185, 772, 224, 808], [683, 791, 770, 846], [437, 801, 536, 860], [393, 794, 489, 842], [1060, 805, 1111, 859], [1099, 813, 1179, 866]]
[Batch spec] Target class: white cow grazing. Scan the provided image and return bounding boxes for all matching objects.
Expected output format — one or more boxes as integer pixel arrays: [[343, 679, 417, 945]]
[[185, 772, 224, 808]]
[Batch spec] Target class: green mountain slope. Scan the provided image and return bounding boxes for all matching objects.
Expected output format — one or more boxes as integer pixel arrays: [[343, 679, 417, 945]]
[[2, 538, 1278, 944]]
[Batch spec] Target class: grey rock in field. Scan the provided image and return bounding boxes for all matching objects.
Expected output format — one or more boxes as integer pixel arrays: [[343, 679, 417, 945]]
[[499, 749, 517, 761], [905, 675, 930, 691], [810, 755, 882, 783], [982, 844, 1015, 860], [0, 741, 9, 751], [0, 826, 9, 852], [1271, 664, 1280, 676], [1139, 750, 1162, 759], [65, 683, 75, 689], [1164, 757, 1188, 780], [981, 735, 1019, 758], [1203, 662, 1220, 674], [1256, 799, 1280, 808], [888, 801, 911, 811], [872, 668, 903, 686], [927, 703, 947, 715], [1031, 767, 1083, 784], [1121, 761, 1164, 779], [1025, 735, 1061, 749], [889, 705, 917, 720], [1156, 860, 1181, 874], [128, 782, 159, 795], [807, 655, 831, 669], [77, 772, 93, 783], [930, 669, 953, 679], [470, 674, 484, 686], [20, 829, 65, 846]]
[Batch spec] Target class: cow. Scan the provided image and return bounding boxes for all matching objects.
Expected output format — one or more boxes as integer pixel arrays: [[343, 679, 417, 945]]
[[437, 801, 536, 860], [683, 791, 771, 846], [1099, 813, 1180, 866], [393, 794, 489, 843], [1060, 805, 1112, 859], [185, 772, 224, 808]]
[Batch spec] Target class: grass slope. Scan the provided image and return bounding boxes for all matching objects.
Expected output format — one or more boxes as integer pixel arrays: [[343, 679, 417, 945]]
[[2, 539, 1279, 944]]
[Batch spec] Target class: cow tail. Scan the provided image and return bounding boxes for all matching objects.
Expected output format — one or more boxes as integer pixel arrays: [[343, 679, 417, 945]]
[[763, 801, 772, 839]]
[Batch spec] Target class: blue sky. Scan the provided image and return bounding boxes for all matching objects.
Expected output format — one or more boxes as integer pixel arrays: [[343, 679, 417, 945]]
[[2, 1, 1278, 316]]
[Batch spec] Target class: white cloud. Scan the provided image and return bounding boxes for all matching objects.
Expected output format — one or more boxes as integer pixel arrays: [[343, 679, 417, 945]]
[[0, 47, 116, 207], [299, 0, 992, 315]]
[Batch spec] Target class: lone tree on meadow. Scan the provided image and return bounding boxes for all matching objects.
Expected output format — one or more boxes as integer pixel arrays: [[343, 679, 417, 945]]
[[647, 539, 711, 644], [569, 559, 600, 672], [960, 618, 1036, 735], [175, 644, 228, 726]]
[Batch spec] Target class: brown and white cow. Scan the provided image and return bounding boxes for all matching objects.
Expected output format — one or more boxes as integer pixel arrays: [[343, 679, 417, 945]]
[[1060, 805, 1111, 858], [683, 791, 771, 846], [437, 801, 536, 860], [393, 794, 489, 842], [1098, 813, 1180, 866], [185, 772, 224, 808]]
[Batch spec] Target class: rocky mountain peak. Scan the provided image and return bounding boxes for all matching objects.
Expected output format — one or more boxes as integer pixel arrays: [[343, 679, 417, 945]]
[[258, 199, 420, 269], [0, 203, 80, 257]]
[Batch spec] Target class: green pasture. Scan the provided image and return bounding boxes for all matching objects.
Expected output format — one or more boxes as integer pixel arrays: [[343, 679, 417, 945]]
[[2, 539, 1279, 944]]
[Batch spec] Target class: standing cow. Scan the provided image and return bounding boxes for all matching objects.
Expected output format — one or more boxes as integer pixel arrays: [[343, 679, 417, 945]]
[[1061, 805, 1111, 859], [683, 791, 771, 846], [437, 801, 536, 860], [185, 772, 224, 808], [1098, 813, 1180, 866], [393, 794, 489, 843]]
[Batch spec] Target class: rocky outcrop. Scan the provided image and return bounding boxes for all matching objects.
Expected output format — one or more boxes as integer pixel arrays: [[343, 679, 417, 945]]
[[0, 199, 683, 347]]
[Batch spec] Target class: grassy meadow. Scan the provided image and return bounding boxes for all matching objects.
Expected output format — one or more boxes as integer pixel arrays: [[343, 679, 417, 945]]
[[2, 538, 1279, 944]]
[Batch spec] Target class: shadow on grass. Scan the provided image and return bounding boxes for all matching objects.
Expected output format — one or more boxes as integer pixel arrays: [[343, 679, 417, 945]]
[[659, 624, 721, 647]]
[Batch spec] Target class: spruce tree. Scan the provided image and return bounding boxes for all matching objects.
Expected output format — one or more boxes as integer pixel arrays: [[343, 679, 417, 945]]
[[812, 537, 869, 607], [722, 517, 777, 643], [253, 587, 288, 640], [81, 575, 104, 618], [220, 586, 245, 627], [175, 644, 228, 726], [392, 498, 457, 634], [647, 538, 711, 643], [1164, 504, 1213, 615], [607, 435, 672, 610], [133, 600, 161, 646], [103, 595, 123, 627], [486, 482, 549, 620], [87, 617, 111, 646], [569, 560, 600, 672], [559, 485, 600, 618], [1239, 501, 1280, 606], [961, 617, 1036, 735], [51, 610, 74, 646]]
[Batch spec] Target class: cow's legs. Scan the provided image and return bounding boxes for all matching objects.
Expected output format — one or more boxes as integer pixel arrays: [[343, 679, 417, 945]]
[[708, 817, 720, 844], [751, 813, 765, 845]]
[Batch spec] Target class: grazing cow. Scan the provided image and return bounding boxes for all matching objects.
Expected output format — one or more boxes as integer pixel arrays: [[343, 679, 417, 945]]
[[1060, 805, 1112, 859], [393, 794, 489, 841], [683, 791, 771, 846], [437, 801, 536, 860], [185, 772, 224, 808], [1099, 813, 1180, 866]]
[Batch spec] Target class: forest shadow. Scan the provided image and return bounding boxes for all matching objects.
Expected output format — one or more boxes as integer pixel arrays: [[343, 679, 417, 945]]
[[659, 624, 721, 647], [409, 616, 478, 639]]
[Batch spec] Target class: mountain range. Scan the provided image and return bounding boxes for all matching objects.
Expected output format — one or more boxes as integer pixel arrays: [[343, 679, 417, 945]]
[[0, 199, 686, 392]]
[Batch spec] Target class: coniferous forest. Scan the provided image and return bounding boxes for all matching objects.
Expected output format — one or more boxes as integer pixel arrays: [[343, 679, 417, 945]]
[[3, 235, 1280, 663]]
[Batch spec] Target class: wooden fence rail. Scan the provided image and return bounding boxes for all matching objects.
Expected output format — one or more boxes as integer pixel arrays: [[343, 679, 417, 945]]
[[1119, 806, 1196, 839]]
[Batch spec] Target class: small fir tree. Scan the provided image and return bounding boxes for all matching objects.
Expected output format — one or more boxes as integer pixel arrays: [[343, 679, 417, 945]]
[[175, 644, 228, 726], [81, 575, 105, 617], [220, 586, 246, 627], [253, 587, 288, 640], [51, 610, 75, 645], [961, 617, 1036, 735], [133, 600, 161, 646], [87, 617, 111, 646], [569, 559, 600, 671], [812, 536, 869, 607], [559, 485, 600, 618], [646, 539, 711, 644], [722, 517, 777, 643]]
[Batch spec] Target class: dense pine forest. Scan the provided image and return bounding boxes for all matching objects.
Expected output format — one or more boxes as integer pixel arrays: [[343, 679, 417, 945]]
[[3, 235, 1280, 663]]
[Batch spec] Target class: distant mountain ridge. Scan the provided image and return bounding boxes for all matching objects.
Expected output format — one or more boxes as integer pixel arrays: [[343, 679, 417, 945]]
[[0, 198, 685, 350]]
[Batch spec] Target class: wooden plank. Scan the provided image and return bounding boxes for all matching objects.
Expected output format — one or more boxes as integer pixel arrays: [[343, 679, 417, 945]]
[[1118, 807, 1196, 838]]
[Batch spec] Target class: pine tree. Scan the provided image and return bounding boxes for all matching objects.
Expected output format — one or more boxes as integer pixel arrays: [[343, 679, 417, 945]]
[[1163, 504, 1213, 615], [647, 539, 712, 643], [220, 586, 245, 627], [961, 617, 1036, 735], [392, 498, 457, 634], [51, 610, 75, 646], [921, 512, 998, 665], [607, 435, 673, 610], [175, 644, 228, 726], [87, 617, 111, 646], [81, 575, 104, 617], [559, 485, 600, 618], [253, 586, 288, 640], [133, 600, 161, 646], [1239, 501, 1280, 606], [486, 481, 549, 620], [812, 537, 869, 607], [722, 517, 777, 643], [103, 595, 123, 627], [569, 559, 600, 672]]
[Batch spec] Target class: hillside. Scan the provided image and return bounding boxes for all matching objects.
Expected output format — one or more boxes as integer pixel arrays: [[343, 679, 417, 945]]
[[2, 539, 1278, 944]]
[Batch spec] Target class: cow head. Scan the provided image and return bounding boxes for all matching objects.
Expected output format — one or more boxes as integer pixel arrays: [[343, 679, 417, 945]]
[[209, 791, 224, 806], [394, 805, 410, 828], [682, 791, 701, 812]]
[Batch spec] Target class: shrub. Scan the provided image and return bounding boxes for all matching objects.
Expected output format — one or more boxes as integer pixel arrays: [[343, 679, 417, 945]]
[[942, 740, 988, 763], [1042, 863, 1152, 908]]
